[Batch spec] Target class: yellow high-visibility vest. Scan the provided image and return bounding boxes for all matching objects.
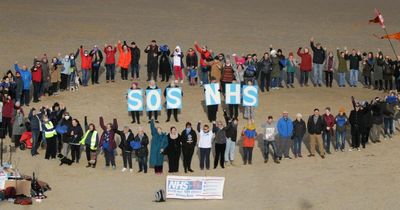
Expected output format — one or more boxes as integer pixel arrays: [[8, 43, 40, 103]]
[[44, 122, 57, 138]]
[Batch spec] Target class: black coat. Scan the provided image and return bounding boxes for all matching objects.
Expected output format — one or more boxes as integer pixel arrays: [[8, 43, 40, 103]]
[[115, 130, 135, 152], [130, 46, 141, 64], [159, 51, 171, 75], [144, 45, 160, 67], [186, 53, 198, 68], [293, 119, 306, 137], [310, 41, 326, 64], [181, 129, 197, 150], [134, 133, 149, 157], [348, 54, 362, 70], [307, 115, 325, 135], [69, 125, 83, 144], [349, 110, 363, 128], [371, 103, 384, 125]]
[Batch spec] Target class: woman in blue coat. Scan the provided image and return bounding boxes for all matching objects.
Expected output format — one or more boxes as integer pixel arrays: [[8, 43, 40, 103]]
[[149, 119, 168, 174]]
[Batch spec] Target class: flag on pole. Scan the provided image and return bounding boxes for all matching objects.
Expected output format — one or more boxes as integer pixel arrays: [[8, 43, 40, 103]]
[[369, 8, 385, 28], [379, 32, 400, 41]]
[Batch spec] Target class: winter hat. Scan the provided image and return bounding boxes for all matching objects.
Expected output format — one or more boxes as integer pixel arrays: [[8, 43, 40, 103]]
[[270, 50, 277, 56]]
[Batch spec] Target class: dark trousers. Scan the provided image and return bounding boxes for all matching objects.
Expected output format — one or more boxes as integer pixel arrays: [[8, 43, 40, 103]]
[[105, 64, 115, 81], [207, 105, 218, 122], [243, 147, 253, 164], [364, 76, 372, 86], [287, 72, 294, 85], [395, 78, 400, 92], [214, 143, 226, 168], [33, 81, 41, 102], [21, 89, 30, 106], [60, 74, 69, 90], [325, 71, 333, 87], [104, 149, 116, 166], [351, 126, 361, 148], [130, 111, 140, 123], [384, 79, 393, 90], [147, 64, 158, 81], [361, 128, 370, 148], [121, 68, 128, 80], [300, 71, 309, 85], [323, 131, 332, 153], [167, 150, 181, 173], [122, 151, 133, 169], [131, 63, 139, 79], [45, 136, 57, 159], [91, 65, 100, 83], [13, 135, 21, 147], [85, 145, 97, 166], [263, 140, 278, 160], [167, 109, 178, 121], [2, 117, 12, 138], [161, 72, 170, 82], [199, 148, 211, 170], [182, 147, 194, 172], [138, 156, 148, 173], [375, 80, 383, 89], [57, 134, 63, 154], [228, 104, 239, 119], [49, 82, 58, 95], [154, 165, 163, 173], [148, 111, 158, 120], [70, 144, 81, 162], [259, 72, 271, 92], [31, 130, 40, 155]]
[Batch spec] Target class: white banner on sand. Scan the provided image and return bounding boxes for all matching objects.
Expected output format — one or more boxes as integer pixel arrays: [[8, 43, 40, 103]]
[[166, 175, 225, 200]]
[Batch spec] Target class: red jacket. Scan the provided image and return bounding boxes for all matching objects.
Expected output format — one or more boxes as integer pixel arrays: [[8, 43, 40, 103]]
[[80, 47, 93, 70], [297, 49, 312, 71], [195, 44, 212, 67], [323, 114, 335, 130], [117, 43, 132, 69], [31, 66, 42, 82], [2, 98, 14, 118], [104, 46, 117, 65]]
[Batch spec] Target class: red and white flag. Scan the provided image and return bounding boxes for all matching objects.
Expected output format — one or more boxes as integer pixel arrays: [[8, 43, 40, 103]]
[[369, 8, 385, 28]]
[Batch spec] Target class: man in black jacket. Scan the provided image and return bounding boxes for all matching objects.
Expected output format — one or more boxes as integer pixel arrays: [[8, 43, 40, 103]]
[[310, 37, 326, 87], [144, 40, 160, 81], [223, 110, 238, 165], [181, 122, 197, 173], [349, 103, 363, 151], [370, 98, 384, 143], [129, 42, 141, 80], [115, 126, 135, 172], [348, 49, 362, 87], [257, 52, 272, 92], [307, 108, 326, 158]]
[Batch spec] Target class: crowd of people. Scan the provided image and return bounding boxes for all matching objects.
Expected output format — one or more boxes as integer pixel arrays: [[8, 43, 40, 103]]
[[1, 38, 400, 175]]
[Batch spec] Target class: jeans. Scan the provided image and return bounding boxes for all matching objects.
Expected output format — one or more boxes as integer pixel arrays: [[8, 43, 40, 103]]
[[293, 136, 303, 155], [104, 149, 116, 167], [336, 130, 346, 150], [384, 117, 394, 138], [287, 72, 294, 85], [91, 64, 100, 84], [21, 89, 30, 106], [243, 147, 253, 164], [263, 140, 278, 160], [278, 137, 291, 157], [122, 151, 132, 169], [259, 72, 271, 92], [82, 69, 90, 86], [31, 130, 40, 155], [121, 67, 128, 80], [300, 71, 309, 85], [325, 71, 333, 87], [131, 63, 139, 79], [224, 138, 236, 162], [70, 144, 81, 162], [200, 67, 209, 85], [271, 77, 279, 88], [199, 148, 211, 170], [105, 64, 115, 81], [338, 72, 346, 86], [323, 131, 332, 153], [349, 69, 359, 86], [313, 63, 323, 85], [138, 156, 148, 172]]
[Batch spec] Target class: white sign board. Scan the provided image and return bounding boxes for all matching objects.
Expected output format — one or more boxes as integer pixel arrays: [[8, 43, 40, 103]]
[[166, 175, 225, 200]]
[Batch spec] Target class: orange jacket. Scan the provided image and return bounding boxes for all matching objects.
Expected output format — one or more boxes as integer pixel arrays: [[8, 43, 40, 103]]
[[117, 43, 132, 69], [242, 129, 256, 147]]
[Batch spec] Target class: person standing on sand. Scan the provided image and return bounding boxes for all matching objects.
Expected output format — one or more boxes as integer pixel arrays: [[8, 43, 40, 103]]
[[258, 52, 272, 92], [89, 45, 103, 84], [285, 52, 298, 88], [165, 127, 182, 173], [277, 111, 293, 160], [30, 60, 42, 102], [335, 107, 348, 151], [159, 44, 171, 82], [79, 45, 93, 86], [149, 119, 168, 174], [337, 47, 349, 87], [322, 107, 335, 154], [362, 52, 374, 88], [117, 41, 132, 81], [171, 46, 185, 84], [43, 115, 57, 160], [262, 116, 280, 164], [370, 97, 383, 143], [68, 119, 83, 163], [145, 40, 160, 82], [242, 120, 256, 165], [14, 62, 32, 106], [146, 80, 160, 123], [349, 103, 362, 151], [223, 111, 238, 166], [135, 127, 149, 173], [128, 41, 141, 81], [292, 113, 306, 158], [163, 80, 182, 122], [297, 46, 312, 87], [220, 56, 235, 95], [307, 108, 326, 158], [128, 82, 141, 124], [212, 120, 227, 169], [324, 51, 335, 88], [244, 80, 256, 120], [348, 49, 363, 87], [186, 48, 198, 85], [181, 122, 197, 173], [197, 121, 213, 170], [98, 116, 118, 169], [206, 77, 219, 122], [194, 41, 212, 85], [114, 126, 135, 173], [80, 116, 99, 168], [310, 37, 326, 87], [104, 44, 117, 83]]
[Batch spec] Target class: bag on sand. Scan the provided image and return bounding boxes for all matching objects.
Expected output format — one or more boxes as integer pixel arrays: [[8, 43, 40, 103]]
[[155, 189, 165, 202], [14, 196, 32, 205]]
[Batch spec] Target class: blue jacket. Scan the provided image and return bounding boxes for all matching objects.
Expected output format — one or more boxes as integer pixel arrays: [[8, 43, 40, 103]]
[[14, 64, 32, 90], [277, 117, 293, 138], [149, 120, 168, 167]]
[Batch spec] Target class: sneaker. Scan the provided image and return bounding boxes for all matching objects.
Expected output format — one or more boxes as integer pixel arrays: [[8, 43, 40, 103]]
[[349, 148, 353, 152], [357, 148, 361, 151], [121, 168, 127, 172], [112, 165, 116, 170], [129, 169, 133, 173], [180, 80, 184, 84]]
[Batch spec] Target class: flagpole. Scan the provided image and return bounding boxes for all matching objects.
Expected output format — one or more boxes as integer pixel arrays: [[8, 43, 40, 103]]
[[383, 28, 399, 60]]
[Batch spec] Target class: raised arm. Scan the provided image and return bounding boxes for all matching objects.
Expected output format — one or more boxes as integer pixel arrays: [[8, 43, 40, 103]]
[[150, 119, 157, 135], [112, 118, 118, 130], [197, 122, 201, 133], [14, 63, 22, 72], [84, 116, 88, 131], [99, 116, 106, 131]]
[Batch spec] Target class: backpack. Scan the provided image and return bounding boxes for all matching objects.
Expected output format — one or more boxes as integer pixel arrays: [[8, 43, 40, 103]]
[[155, 189, 166, 202], [14, 196, 32, 205], [130, 140, 141, 150]]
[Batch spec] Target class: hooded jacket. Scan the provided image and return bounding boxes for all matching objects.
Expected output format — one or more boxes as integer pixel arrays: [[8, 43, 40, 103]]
[[297, 48, 312, 72], [310, 41, 326, 64], [80, 47, 93, 70], [117, 43, 132, 69], [104, 46, 117, 65]]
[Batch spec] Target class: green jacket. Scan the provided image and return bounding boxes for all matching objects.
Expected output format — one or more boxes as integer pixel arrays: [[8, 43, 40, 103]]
[[337, 50, 348, 73]]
